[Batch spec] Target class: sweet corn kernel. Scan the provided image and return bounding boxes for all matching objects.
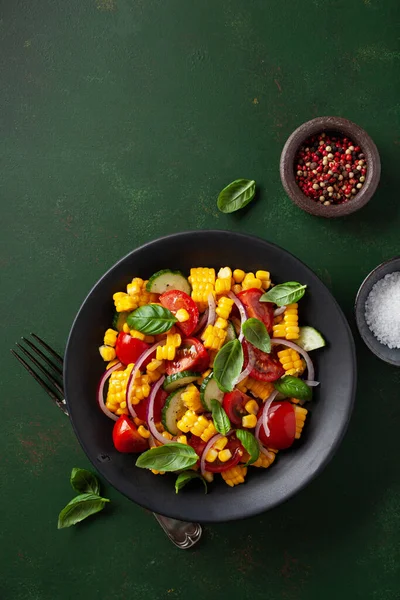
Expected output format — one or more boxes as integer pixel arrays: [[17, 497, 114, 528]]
[[177, 435, 188, 445], [134, 417, 145, 426], [181, 384, 203, 412], [175, 308, 190, 322], [215, 296, 234, 320], [232, 284, 242, 294], [242, 277, 262, 290], [106, 359, 119, 369], [138, 425, 150, 439], [244, 399, 259, 415], [218, 449, 232, 462], [203, 471, 214, 483], [202, 324, 227, 351], [104, 328, 118, 347], [147, 359, 164, 372], [233, 269, 245, 283], [256, 270, 270, 281], [218, 267, 232, 279], [122, 323, 130, 333], [252, 450, 276, 468], [221, 465, 247, 487], [99, 345, 116, 361], [205, 448, 218, 462], [213, 436, 228, 451], [214, 317, 228, 329], [130, 329, 146, 341], [242, 414, 257, 428], [162, 431, 173, 440]]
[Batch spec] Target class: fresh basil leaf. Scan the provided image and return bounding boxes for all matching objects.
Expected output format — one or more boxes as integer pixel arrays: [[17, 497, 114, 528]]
[[70, 468, 100, 495], [175, 471, 207, 494], [58, 493, 110, 529], [236, 429, 260, 466], [213, 339, 244, 392], [126, 304, 177, 335], [260, 282, 307, 307], [274, 375, 312, 402], [242, 318, 271, 353], [217, 179, 256, 213], [136, 443, 198, 472], [211, 399, 231, 436]]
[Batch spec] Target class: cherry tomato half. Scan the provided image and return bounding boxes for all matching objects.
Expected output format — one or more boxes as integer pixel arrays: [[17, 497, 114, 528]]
[[257, 401, 296, 450], [159, 290, 199, 337], [134, 387, 168, 422], [205, 436, 244, 472], [188, 434, 207, 464], [165, 337, 209, 375], [115, 332, 151, 366], [237, 288, 275, 334], [112, 415, 149, 453], [223, 389, 255, 427], [243, 340, 285, 382]]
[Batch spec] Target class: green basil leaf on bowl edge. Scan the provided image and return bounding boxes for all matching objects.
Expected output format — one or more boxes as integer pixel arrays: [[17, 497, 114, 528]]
[[217, 179, 256, 214], [274, 375, 312, 402], [213, 339, 244, 392], [126, 304, 177, 335], [242, 318, 271, 353], [58, 493, 110, 529], [236, 429, 260, 466], [211, 399, 231, 436], [136, 443, 198, 472], [70, 468, 100, 495], [260, 282, 307, 307], [175, 471, 208, 494]]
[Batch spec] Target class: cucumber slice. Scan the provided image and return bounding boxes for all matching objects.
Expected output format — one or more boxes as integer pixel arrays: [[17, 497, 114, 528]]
[[230, 316, 242, 337], [162, 389, 187, 435], [163, 371, 201, 392], [112, 311, 128, 332], [225, 320, 237, 343], [296, 326, 326, 351], [200, 372, 224, 410], [146, 270, 191, 295]]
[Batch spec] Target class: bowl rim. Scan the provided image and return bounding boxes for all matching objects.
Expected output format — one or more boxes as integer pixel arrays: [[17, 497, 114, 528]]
[[280, 116, 381, 218], [64, 230, 357, 521], [354, 256, 400, 366]]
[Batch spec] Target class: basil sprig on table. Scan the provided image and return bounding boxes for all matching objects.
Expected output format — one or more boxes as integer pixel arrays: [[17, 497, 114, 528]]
[[217, 179, 256, 213], [126, 304, 177, 335], [136, 443, 198, 471], [274, 375, 312, 402], [260, 282, 307, 307], [211, 399, 231, 436], [242, 318, 271, 353], [58, 468, 109, 529], [213, 339, 244, 392], [236, 430, 260, 466], [175, 471, 208, 494]]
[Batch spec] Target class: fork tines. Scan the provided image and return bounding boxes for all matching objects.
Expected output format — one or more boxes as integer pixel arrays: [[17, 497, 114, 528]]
[[11, 334, 68, 416]]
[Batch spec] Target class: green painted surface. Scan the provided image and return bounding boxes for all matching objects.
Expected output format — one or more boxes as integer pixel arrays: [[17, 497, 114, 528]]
[[1, 0, 399, 598]]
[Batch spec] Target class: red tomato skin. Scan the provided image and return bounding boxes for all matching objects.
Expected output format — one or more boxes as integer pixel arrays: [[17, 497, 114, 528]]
[[115, 333, 151, 366], [223, 390, 254, 427], [134, 387, 168, 422], [243, 341, 285, 382], [112, 416, 148, 453], [165, 338, 209, 375], [159, 290, 199, 336], [257, 402, 296, 450], [237, 288, 275, 334], [205, 437, 244, 472]]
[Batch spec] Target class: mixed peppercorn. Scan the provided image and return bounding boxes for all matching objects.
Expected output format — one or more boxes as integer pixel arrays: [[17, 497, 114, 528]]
[[295, 132, 367, 205]]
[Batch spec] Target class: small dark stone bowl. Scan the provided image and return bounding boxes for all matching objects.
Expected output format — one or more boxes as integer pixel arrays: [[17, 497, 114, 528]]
[[280, 116, 381, 218], [355, 257, 400, 366]]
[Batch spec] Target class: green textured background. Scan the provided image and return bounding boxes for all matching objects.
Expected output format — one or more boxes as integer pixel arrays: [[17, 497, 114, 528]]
[[1, 1, 399, 599]]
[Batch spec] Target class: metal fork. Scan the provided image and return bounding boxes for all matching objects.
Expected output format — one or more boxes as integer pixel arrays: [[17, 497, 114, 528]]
[[11, 334, 202, 549]]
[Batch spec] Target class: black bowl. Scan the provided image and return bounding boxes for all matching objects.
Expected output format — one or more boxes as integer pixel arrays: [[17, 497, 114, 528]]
[[355, 257, 400, 366], [64, 231, 356, 522]]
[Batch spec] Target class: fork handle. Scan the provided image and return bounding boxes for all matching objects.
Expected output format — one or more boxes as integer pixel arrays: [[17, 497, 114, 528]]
[[152, 513, 202, 549]]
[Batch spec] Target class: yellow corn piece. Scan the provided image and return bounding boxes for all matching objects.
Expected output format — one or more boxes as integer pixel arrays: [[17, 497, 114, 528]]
[[256, 270, 271, 290], [231, 284, 242, 294], [245, 377, 274, 402], [215, 296, 234, 320], [273, 304, 299, 340], [213, 436, 228, 451], [242, 414, 257, 428], [244, 399, 259, 415], [156, 333, 182, 361], [175, 308, 189, 323], [177, 410, 198, 433], [189, 267, 215, 311], [277, 348, 305, 376], [99, 345, 116, 362], [221, 465, 247, 487], [103, 328, 118, 347], [138, 425, 150, 439], [176, 435, 188, 445], [178, 413, 217, 442], [130, 329, 146, 341], [215, 267, 232, 295], [233, 269, 245, 283], [106, 359, 119, 369], [113, 292, 137, 313], [242, 272, 263, 290], [126, 278, 157, 306], [146, 358, 164, 372], [205, 448, 218, 463], [201, 324, 227, 351], [252, 449, 276, 468], [218, 449, 232, 462], [203, 471, 214, 483], [105, 364, 132, 413], [294, 405, 308, 439], [181, 384, 203, 412]]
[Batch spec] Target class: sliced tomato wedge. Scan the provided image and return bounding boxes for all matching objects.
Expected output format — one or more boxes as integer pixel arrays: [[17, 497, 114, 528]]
[[135, 387, 168, 422], [188, 434, 207, 458], [205, 436, 244, 472], [257, 401, 296, 450], [237, 288, 275, 334], [115, 332, 151, 367], [165, 337, 209, 375], [223, 389, 255, 427], [243, 340, 285, 382], [112, 415, 149, 453], [159, 290, 199, 337]]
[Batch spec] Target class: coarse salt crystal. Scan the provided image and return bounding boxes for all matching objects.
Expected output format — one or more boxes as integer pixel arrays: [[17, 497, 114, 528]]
[[365, 271, 400, 349]]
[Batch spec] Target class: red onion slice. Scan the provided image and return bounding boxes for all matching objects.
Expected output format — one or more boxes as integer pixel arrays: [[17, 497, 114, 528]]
[[146, 375, 173, 445], [259, 446, 276, 460], [227, 291, 247, 342], [304, 380, 319, 387], [126, 341, 164, 418], [255, 389, 279, 440], [193, 308, 209, 335], [206, 293, 216, 328], [271, 338, 315, 382], [235, 342, 255, 384], [97, 361, 123, 421], [273, 306, 286, 317]]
